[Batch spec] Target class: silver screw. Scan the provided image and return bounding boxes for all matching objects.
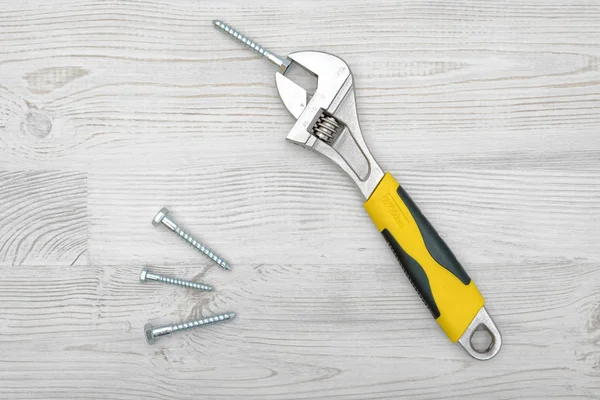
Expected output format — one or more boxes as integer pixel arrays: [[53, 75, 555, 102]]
[[213, 19, 291, 73], [153, 207, 231, 271], [144, 312, 236, 344], [140, 267, 213, 291]]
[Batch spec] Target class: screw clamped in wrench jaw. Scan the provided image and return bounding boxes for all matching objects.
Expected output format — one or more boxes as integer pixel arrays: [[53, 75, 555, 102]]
[[213, 19, 382, 196], [213, 19, 383, 197]]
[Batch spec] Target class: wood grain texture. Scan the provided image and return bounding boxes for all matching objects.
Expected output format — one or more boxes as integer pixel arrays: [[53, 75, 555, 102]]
[[1, 0, 599, 398], [0, 170, 87, 266]]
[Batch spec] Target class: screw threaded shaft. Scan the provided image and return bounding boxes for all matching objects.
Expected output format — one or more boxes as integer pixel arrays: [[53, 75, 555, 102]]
[[155, 274, 213, 291], [213, 20, 268, 58], [213, 19, 290, 72], [173, 226, 231, 270], [145, 312, 236, 343], [171, 312, 236, 332], [141, 267, 214, 291]]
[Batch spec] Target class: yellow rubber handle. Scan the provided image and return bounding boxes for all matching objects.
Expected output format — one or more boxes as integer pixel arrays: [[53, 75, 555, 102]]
[[364, 173, 484, 342]]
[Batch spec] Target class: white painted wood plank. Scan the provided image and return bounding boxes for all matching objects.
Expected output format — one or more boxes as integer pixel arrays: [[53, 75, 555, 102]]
[[86, 167, 600, 267], [0, 0, 599, 398], [0, 170, 87, 266], [0, 263, 598, 399]]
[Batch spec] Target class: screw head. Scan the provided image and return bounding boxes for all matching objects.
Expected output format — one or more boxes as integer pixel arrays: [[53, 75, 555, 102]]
[[140, 268, 148, 282], [144, 323, 155, 344], [152, 207, 169, 226]]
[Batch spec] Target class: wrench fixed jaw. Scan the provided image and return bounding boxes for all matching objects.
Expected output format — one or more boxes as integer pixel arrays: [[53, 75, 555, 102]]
[[276, 51, 384, 199]]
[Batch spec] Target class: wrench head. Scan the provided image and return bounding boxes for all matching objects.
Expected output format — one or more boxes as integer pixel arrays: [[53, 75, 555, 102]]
[[275, 51, 385, 199], [276, 51, 351, 143]]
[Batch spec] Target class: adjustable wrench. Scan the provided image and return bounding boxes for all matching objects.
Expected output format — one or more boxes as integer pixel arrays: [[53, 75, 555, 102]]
[[214, 20, 501, 360]]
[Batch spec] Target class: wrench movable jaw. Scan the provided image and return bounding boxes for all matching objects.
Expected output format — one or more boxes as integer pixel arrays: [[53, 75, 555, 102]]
[[275, 73, 308, 120]]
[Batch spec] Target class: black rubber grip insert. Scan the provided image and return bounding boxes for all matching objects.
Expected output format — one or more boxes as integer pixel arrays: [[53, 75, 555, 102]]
[[382, 229, 440, 318], [396, 185, 471, 285]]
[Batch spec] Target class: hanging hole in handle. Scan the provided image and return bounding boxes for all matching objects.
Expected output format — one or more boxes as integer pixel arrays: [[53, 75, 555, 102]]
[[471, 325, 494, 353], [457, 306, 502, 360]]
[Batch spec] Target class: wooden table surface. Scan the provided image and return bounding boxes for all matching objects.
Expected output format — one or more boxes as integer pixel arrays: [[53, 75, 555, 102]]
[[1, 1, 599, 398]]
